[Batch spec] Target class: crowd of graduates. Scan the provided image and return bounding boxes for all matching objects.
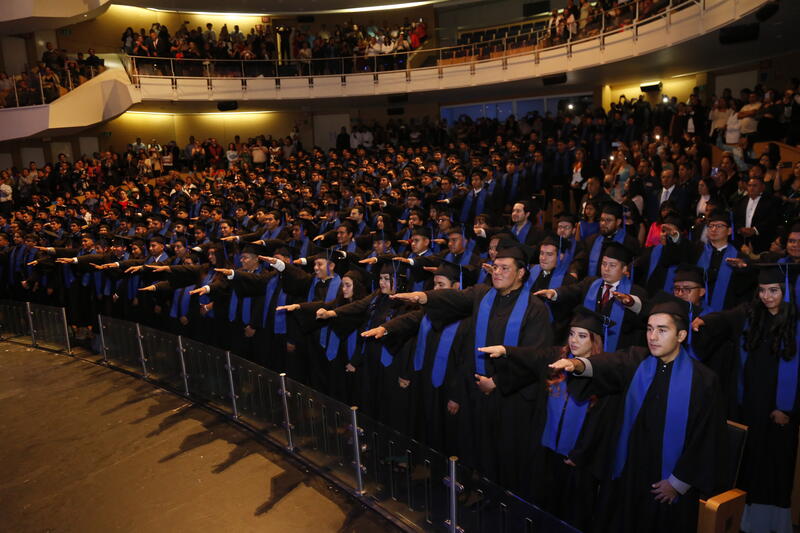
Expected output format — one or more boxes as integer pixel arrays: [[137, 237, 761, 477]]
[[2, 94, 800, 533]]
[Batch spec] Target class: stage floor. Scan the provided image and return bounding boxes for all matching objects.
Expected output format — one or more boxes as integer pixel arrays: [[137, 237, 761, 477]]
[[0, 343, 396, 532]]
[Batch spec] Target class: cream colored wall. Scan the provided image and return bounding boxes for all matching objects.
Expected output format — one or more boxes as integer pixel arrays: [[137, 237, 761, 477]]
[[606, 74, 700, 106], [57, 4, 436, 54]]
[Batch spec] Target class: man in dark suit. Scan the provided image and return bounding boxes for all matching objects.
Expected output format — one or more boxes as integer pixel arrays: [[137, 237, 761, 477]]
[[646, 169, 690, 223], [733, 176, 781, 254]]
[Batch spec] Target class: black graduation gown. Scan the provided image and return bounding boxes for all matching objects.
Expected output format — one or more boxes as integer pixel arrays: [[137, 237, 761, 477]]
[[499, 345, 620, 532], [571, 231, 641, 278], [695, 307, 800, 508], [552, 276, 647, 350], [424, 285, 554, 494], [334, 291, 415, 432], [382, 308, 468, 456], [633, 238, 693, 297], [572, 347, 727, 533]]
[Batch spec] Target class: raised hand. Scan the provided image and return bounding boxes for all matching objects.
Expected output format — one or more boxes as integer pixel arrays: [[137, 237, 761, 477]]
[[138, 285, 156, 292], [258, 255, 278, 264], [477, 345, 506, 358], [146, 264, 171, 272], [691, 317, 705, 332], [534, 289, 557, 300], [220, 235, 238, 241], [55, 257, 75, 264], [611, 291, 634, 307], [316, 308, 336, 320], [359, 257, 378, 265], [725, 257, 747, 269], [361, 326, 387, 339], [275, 304, 300, 312], [548, 358, 584, 373], [214, 268, 234, 277], [392, 256, 412, 264], [27, 260, 38, 266], [124, 265, 143, 274], [390, 291, 427, 304], [189, 286, 210, 296]]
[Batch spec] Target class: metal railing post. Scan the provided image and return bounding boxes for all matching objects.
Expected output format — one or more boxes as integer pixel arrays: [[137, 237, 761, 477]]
[[444, 456, 462, 532], [177, 335, 189, 396], [135, 322, 148, 377], [350, 406, 365, 495], [224, 350, 238, 418], [25, 302, 36, 347], [66, 69, 73, 91], [60, 307, 71, 355], [12, 78, 19, 106], [279, 373, 295, 451], [97, 314, 108, 363]]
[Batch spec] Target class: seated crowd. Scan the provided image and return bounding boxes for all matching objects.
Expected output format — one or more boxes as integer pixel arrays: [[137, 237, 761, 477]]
[[125, 17, 427, 76], [0, 42, 105, 108], [2, 83, 800, 533]]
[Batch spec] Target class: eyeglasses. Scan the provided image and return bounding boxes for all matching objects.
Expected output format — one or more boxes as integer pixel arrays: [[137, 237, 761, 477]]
[[673, 285, 702, 294], [707, 223, 728, 230], [492, 265, 514, 274]]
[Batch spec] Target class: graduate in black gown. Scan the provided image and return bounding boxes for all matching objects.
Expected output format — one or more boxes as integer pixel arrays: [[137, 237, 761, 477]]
[[693, 264, 800, 533], [550, 298, 728, 533], [363, 260, 474, 456], [392, 243, 554, 494], [477, 306, 621, 532], [277, 267, 368, 404]]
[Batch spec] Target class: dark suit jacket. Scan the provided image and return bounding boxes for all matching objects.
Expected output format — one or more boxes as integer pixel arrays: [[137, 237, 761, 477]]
[[733, 194, 781, 253]]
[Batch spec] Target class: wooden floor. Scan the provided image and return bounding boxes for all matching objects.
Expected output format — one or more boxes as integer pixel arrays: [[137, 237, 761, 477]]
[[0, 343, 396, 533]]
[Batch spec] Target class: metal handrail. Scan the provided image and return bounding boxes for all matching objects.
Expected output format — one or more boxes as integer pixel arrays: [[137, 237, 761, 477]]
[[126, 0, 699, 82]]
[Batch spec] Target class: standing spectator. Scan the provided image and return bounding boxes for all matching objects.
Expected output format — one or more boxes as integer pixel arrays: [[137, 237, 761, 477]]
[[738, 91, 762, 139]]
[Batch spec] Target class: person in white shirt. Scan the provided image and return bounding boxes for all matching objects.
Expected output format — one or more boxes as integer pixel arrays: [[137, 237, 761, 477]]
[[737, 92, 762, 136]]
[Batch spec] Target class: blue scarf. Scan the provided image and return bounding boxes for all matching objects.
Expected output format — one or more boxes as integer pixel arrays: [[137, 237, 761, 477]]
[[512, 221, 532, 244], [262, 274, 288, 333], [228, 266, 263, 324], [460, 189, 486, 223], [583, 277, 631, 352], [697, 243, 736, 313], [541, 353, 590, 456], [778, 257, 800, 306], [261, 225, 284, 241], [325, 328, 358, 361], [362, 294, 396, 367], [169, 284, 195, 318], [413, 316, 460, 387], [613, 347, 694, 480], [588, 229, 625, 276], [738, 320, 800, 412], [528, 262, 568, 290], [474, 287, 530, 375], [647, 244, 678, 292], [312, 275, 342, 347]]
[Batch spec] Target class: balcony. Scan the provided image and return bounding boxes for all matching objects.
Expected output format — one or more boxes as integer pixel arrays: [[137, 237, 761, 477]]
[[127, 0, 776, 102]]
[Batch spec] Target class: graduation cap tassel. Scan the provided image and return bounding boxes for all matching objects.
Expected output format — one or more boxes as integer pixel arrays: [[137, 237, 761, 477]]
[[729, 212, 735, 239], [602, 316, 610, 352], [784, 264, 791, 303], [459, 264, 463, 289], [687, 302, 694, 346]]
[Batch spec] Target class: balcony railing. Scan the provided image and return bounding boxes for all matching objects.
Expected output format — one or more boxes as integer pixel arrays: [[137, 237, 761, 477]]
[[125, 0, 700, 85], [0, 66, 104, 109]]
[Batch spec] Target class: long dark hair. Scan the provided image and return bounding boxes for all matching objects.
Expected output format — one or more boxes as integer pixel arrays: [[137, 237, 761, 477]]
[[744, 288, 797, 361]]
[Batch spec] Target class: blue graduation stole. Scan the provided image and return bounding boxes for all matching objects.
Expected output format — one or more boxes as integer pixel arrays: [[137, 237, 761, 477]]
[[445, 241, 475, 267], [338, 240, 357, 253], [613, 347, 694, 480], [697, 243, 736, 313], [588, 229, 625, 276], [198, 270, 215, 317], [512, 221, 532, 244], [361, 294, 396, 367], [459, 189, 486, 223], [262, 274, 288, 333], [647, 244, 677, 292], [169, 284, 195, 318], [504, 171, 520, 201], [325, 328, 358, 361], [477, 263, 491, 285], [583, 277, 631, 352], [260, 225, 284, 241], [580, 221, 599, 241], [311, 275, 342, 347], [738, 320, 800, 412], [541, 354, 590, 456], [61, 249, 82, 287], [228, 266, 262, 324], [413, 316, 459, 387], [474, 288, 530, 375]]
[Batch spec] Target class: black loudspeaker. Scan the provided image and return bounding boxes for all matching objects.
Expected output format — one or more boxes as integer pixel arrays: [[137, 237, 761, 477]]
[[755, 1, 779, 22], [217, 101, 238, 111], [387, 94, 408, 104], [297, 15, 315, 23], [523, 1, 550, 17], [387, 107, 405, 115], [719, 23, 760, 45], [542, 73, 567, 86]]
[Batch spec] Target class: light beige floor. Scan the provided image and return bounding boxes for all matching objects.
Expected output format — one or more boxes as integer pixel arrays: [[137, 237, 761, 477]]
[[0, 343, 395, 533]]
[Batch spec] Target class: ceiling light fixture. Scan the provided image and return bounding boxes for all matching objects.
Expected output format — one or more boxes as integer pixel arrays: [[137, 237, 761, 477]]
[[140, 0, 444, 17], [124, 110, 274, 116]]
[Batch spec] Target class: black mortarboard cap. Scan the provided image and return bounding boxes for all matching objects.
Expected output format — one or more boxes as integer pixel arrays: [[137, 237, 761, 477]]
[[648, 292, 690, 329], [495, 242, 535, 264], [674, 264, 704, 285], [241, 242, 269, 256], [411, 226, 432, 239], [570, 306, 615, 337], [601, 202, 624, 219], [602, 241, 634, 264]]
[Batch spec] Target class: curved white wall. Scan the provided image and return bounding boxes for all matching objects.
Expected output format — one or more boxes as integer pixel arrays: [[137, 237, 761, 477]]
[[134, 0, 770, 102]]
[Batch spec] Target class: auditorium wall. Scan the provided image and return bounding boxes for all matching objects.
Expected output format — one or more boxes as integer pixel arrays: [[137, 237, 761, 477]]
[[57, 4, 436, 55]]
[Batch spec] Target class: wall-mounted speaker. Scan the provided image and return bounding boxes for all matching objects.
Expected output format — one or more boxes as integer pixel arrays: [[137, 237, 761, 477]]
[[542, 73, 567, 86], [387, 94, 408, 104], [217, 101, 238, 111], [719, 23, 760, 45]]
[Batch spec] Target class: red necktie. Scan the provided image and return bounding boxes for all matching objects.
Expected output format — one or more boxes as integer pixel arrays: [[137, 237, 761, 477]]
[[600, 283, 612, 307]]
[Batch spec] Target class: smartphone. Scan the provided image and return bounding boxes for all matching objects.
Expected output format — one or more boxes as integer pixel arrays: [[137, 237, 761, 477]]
[[611, 141, 621, 148]]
